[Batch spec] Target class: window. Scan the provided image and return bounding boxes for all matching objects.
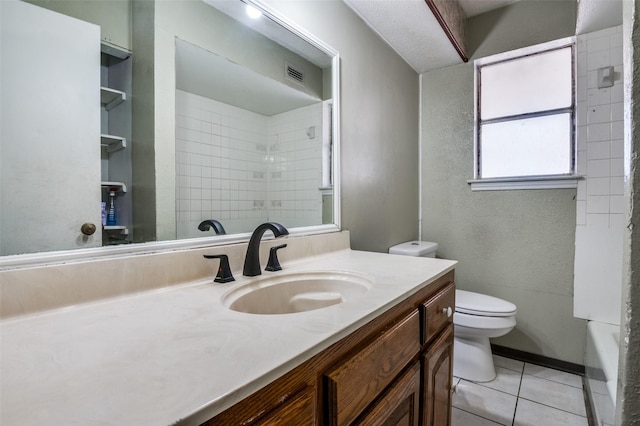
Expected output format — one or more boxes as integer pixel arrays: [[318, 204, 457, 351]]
[[470, 37, 578, 191]]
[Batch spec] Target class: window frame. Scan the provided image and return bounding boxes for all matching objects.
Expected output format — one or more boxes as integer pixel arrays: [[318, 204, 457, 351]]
[[469, 37, 581, 191]]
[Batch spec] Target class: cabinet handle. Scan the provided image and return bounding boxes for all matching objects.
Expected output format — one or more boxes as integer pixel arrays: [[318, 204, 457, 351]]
[[81, 223, 96, 235], [442, 306, 452, 317]]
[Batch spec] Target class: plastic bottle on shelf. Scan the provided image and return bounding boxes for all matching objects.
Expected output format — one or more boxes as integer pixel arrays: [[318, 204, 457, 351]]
[[106, 189, 117, 226]]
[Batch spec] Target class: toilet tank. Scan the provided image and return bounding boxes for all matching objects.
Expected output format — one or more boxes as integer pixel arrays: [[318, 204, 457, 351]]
[[389, 241, 438, 258]]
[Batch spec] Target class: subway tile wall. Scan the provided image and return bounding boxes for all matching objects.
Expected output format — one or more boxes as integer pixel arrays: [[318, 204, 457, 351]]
[[573, 26, 624, 324], [268, 105, 323, 229], [175, 90, 323, 238]]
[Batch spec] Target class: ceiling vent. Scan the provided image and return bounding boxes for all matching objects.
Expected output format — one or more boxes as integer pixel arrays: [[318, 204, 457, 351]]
[[285, 62, 304, 86]]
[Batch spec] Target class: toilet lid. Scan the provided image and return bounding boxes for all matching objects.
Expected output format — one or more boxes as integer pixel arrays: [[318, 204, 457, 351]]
[[456, 289, 517, 317]]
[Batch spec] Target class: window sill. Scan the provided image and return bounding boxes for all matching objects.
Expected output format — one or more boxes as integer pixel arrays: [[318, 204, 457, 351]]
[[467, 175, 583, 191]]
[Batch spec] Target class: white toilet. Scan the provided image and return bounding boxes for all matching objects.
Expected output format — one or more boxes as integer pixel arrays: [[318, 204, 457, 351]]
[[454, 289, 516, 382], [389, 241, 517, 383]]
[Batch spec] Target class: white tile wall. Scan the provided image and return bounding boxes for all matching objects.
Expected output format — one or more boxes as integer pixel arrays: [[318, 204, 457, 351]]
[[175, 90, 267, 237], [175, 90, 323, 238], [268, 103, 323, 228], [574, 26, 624, 324]]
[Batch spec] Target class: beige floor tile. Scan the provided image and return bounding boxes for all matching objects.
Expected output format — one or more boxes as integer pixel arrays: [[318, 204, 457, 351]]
[[519, 374, 587, 416], [514, 398, 589, 426], [453, 357, 589, 425], [452, 407, 505, 426], [523, 363, 583, 388], [493, 355, 524, 373], [475, 366, 522, 396], [453, 380, 517, 425]]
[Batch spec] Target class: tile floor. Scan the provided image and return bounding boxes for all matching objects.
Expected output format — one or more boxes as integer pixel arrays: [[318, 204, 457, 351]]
[[452, 355, 590, 426]]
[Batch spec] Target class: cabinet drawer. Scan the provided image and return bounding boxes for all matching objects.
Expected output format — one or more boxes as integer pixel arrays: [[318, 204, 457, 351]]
[[421, 283, 455, 345], [325, 310, 421, 426], [254, 386, 315, 426]]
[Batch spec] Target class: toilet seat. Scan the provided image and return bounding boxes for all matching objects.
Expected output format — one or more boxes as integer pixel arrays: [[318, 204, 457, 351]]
[[454, 311, 516, 330], [455, 289, 517, 317]]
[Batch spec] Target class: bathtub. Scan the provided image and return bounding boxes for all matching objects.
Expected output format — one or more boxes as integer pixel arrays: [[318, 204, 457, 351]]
[[585, 321, 619, 426]]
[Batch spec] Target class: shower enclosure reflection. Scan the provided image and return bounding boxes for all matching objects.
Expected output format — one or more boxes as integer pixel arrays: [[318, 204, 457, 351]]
[[172, 4, 335, 239], [0, 0, 339, 259], [176, 45, 333, 238], [133, 0, 337, 243], [175, 89, 333, 238]]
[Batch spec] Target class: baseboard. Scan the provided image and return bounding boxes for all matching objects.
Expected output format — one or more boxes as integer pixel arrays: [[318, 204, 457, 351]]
[[491, 344, 585, 376]]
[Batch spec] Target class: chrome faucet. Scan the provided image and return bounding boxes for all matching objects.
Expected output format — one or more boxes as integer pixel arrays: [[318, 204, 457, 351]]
[[243, 222, 289, 276], [198, 219, 226, 235]]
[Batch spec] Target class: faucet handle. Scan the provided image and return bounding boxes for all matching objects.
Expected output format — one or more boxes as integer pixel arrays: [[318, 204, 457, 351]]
[[265, 244, 287, 272], [198, 219, 226, 235], [203, 254, 235, 283]]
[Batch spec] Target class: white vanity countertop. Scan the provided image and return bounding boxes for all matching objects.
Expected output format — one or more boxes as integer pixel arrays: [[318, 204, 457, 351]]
[[0, 249, 456, 425]]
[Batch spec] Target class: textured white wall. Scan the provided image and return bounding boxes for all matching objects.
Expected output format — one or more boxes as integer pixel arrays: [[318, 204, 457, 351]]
[[264, 0, 420, 252], [420, 1, 585, 363], [134, 0, 420, 249], [617, 1, 640, 423]]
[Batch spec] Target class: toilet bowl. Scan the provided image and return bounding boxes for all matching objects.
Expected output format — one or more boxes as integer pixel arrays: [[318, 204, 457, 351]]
[[388, 241, 517, 383], [454, 290, 517, 382]]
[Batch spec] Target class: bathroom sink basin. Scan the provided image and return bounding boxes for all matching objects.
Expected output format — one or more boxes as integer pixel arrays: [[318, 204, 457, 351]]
[[221, 271, 373, 314]]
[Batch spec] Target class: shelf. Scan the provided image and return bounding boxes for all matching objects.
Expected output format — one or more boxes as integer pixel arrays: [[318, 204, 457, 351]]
[[100, 87, 126, 111], [101, 134, 126, 153], [101, 181, 127, 193], [103, 225, 129, 235], [319, 186, 333, 195], [101, 42, 131, 60], [100, 42, 132, 247]]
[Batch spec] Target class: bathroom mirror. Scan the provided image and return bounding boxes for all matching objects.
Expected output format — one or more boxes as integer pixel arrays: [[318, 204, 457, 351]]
[[0, 0, 340, 264]]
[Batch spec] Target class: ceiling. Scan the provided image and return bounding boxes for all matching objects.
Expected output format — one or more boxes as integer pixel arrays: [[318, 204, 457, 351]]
[[175, 39, 321, 116], [457, 0, 520, 17], [343, 0, 623, 74], [184, 0, 332, 117]]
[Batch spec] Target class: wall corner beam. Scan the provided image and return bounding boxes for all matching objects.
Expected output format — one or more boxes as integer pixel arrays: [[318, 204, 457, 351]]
[[424, 0, 468, 62]]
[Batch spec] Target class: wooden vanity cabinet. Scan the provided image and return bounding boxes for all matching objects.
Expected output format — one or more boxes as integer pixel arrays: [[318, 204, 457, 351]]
[[324, 310, 421, 425], [422, 326, 454, 426], [421, 284, 455, 426], [252, 386, 315, 426], [204, 271, 455, 426], [355, 361, 422, 426]]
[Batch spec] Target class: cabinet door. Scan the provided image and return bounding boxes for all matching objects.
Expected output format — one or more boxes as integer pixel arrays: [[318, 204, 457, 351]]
[[422, 325, 454, 426], [356, 361, 421, 426], [1, 0, 102, 255]]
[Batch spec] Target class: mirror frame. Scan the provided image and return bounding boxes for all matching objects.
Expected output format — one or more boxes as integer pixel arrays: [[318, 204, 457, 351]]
[[0, 0, 341, 269]]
